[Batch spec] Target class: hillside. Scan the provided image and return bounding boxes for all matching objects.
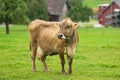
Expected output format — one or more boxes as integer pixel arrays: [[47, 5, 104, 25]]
[[83, 0, 111, 8]]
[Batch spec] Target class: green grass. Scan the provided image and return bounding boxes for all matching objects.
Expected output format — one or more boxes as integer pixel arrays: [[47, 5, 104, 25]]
[[0, 25, 120, 80], [83, 0, 111, 8]]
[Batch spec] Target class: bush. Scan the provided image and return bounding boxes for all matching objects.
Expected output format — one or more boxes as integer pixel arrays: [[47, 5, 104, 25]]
[[25, 0, 49, 21], [67, 0, 93, 22]]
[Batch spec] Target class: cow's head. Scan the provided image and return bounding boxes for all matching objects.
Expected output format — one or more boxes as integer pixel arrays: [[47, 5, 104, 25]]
[[57, 18, 78, 40]]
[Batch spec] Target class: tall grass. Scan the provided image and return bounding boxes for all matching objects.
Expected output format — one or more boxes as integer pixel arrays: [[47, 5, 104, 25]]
[[0, 25, 120, 80]]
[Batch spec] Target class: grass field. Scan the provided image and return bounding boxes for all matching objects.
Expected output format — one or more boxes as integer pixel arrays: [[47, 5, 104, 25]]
[[0, 25, 120, 80], [83, 0, 111, 8]]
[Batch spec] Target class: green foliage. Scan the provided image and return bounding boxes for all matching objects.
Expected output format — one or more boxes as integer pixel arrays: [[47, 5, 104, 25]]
[[67, 0, 93, 22], [24, 0, 48, 21], [0, 26, 120, 80], [0, 0, 48, 24], [0, 0, 29, 24]]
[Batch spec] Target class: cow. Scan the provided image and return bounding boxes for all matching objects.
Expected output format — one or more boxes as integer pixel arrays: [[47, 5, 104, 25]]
[[28, 17, 79, 74]]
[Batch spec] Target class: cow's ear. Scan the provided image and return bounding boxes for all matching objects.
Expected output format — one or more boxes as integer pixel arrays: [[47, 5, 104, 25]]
[[72, 23, 78, 29]]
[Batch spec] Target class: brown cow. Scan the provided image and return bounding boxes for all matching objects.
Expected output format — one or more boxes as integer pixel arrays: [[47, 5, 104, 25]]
[[28, 18, 79, 74]]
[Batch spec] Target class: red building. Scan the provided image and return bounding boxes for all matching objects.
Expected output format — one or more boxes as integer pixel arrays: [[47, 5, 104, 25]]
[[98, 0, 120, 27]]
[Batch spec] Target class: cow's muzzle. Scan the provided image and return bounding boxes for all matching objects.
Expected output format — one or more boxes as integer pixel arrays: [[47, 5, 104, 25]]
[[57, 33, 66, 39]]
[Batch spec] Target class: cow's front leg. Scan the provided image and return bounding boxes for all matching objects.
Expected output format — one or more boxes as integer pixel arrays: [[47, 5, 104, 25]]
[[59, 53, 65, 74], [66, 46, 75, 74], [58, 40, 66, 74], [58, 46, 65, 74], [68, 57, 73, 74]]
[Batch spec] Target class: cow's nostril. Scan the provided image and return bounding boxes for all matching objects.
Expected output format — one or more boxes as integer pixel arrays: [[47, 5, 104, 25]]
[[57, 34, 63, 39], [60, 34, 63, 37]]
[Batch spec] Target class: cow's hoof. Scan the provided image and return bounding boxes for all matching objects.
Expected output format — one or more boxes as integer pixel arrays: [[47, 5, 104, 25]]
[[44, 68, 49, 72], [68, 71, 72, 74], [62, 71, 66, 75], [68, 70, 72, 74], [32, 69, 36, 72]]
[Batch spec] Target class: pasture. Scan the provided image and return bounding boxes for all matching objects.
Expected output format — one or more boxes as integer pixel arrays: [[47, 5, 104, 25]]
[[0, 25, 120, 80], [83, 0, 110, 8]]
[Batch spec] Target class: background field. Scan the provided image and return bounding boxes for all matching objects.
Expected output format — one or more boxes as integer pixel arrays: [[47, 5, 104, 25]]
[[0, 25, 120, 80], [83, 0, 111, 8]]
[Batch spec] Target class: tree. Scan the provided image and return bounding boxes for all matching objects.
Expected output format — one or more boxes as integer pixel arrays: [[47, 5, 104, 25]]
[[24, 0, 48, 21], [67, 0, 93, 22], [0, 0, 28, 34]]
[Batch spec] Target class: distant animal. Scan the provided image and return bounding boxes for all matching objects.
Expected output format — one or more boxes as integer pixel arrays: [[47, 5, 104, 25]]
[[28, 17, 79, 74]]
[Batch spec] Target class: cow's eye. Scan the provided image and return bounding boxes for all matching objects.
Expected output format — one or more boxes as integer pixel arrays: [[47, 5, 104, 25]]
[[66, 26, 71, 28]]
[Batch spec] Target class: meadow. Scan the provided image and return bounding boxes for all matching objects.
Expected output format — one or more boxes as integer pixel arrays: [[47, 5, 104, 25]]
[[83, 0, 111, 8], [0, 25, 120, 80]]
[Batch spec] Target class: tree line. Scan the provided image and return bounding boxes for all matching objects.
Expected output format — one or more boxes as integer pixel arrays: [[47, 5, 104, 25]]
[[0, 0, 92, 34], [67, 0, 93, 22]]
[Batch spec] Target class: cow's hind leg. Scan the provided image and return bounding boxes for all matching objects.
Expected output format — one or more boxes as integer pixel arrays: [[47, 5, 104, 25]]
[[31, 42, 37, 72], [41, 55, 48, 72]]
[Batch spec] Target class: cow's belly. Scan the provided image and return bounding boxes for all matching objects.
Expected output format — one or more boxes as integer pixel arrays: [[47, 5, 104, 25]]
[[37, 36, 58, 54], [37, 45, 58, 59]]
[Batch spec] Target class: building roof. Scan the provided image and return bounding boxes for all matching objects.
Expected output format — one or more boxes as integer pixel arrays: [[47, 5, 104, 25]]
[[114, 0, 120, 7], [46, 0, 67, 15], [99, 0, 120, 14]]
